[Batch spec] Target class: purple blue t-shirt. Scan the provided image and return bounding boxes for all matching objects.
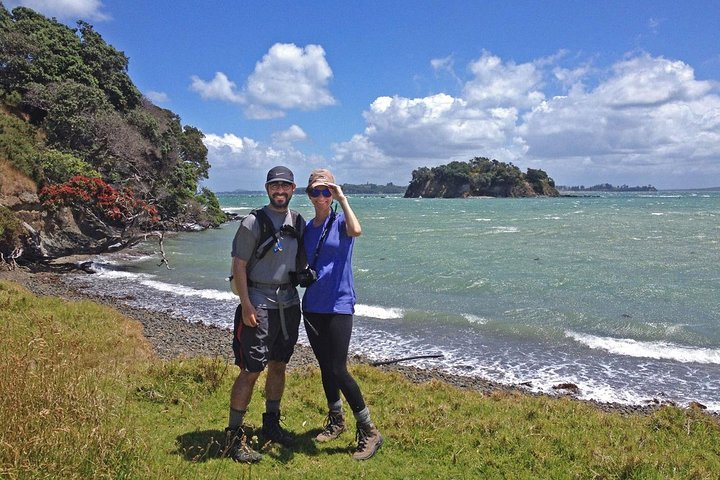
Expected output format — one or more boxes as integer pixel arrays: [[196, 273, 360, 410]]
[[302, 211, 356, 314]]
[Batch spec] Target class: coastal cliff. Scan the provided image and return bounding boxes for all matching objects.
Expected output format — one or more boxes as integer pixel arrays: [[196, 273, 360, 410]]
[[0, 6, 225, 263], [404, 157, 559, 198]]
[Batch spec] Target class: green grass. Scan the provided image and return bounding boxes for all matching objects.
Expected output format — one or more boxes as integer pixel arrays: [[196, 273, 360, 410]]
[[2, 279, 719, 479]]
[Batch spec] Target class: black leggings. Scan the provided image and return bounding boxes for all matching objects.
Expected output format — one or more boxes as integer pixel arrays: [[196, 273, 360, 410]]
[[303, 312, 366, 413]]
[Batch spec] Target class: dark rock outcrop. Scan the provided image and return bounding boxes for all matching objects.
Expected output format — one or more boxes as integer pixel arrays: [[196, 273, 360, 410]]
[[404, 157, 560, 198]]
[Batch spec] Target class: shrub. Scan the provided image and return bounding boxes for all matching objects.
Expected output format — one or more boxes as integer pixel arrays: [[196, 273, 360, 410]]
[[195, 187, 226, 226], [38, 149, 100, 185], [0, 110, 42, 181], [39, 175, 159, 225], [0, 206, 23, 255]]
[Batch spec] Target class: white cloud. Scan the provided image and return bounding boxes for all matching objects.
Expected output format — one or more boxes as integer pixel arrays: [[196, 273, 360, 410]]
[[5, 0, 109, 21], [463, 50, 545, 109], [144, 90, 169, 104], [431, 55, 454, 73], [190, 43, 335, 119], [271, 125, 308, 145], [520, 54, 720, 185], [336, 50, 720, 189], [190, 72, 244, 104], [202, 131, 315, 192], [360, 93, 519, 160], [246, 43, 335, 110]]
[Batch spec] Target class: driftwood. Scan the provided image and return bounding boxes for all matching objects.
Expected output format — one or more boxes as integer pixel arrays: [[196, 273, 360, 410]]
[[1, 248, 23, 271], [370, 354, 444, 367], [144, 231, 172, 270]]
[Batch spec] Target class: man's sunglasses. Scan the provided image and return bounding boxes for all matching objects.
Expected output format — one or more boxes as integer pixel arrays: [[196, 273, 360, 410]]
[[309, 188, 332, 198]]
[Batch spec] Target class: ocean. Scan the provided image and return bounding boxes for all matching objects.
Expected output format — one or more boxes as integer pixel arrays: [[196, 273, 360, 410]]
[[62, 190, 720, 411]]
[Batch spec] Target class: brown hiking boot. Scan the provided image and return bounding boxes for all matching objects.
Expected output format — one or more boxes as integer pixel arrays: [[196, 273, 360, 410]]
[[315, 411, 346, 442], [223, 427, 262, 463], [352, 422, 383, 460]]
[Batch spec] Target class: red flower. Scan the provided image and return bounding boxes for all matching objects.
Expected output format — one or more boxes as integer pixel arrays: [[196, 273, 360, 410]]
[[39, 176, 159, 225]]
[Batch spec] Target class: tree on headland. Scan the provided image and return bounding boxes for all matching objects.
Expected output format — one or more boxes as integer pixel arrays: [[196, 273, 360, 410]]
[[0, 4, 225, 262]]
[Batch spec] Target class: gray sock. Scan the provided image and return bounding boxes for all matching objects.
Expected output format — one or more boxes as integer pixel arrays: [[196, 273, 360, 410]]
[[265, 399, 281, 414], [353, 407, 371, 426], [228, 407, 246, 429], [328, 399, 343, 413]]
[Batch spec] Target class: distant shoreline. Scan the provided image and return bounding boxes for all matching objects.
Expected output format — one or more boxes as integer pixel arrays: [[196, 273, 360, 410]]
[[216, 187, 720, 195]]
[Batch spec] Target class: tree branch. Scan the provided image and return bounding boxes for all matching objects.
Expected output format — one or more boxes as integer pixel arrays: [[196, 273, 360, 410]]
[[144, 231, 172, 269]]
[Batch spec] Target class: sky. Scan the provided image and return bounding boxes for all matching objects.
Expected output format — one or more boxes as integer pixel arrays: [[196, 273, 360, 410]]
[[5, 0, 720, 191]]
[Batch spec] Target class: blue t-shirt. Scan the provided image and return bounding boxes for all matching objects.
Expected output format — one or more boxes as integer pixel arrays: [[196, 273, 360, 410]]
[[302, 211, 356, 314]]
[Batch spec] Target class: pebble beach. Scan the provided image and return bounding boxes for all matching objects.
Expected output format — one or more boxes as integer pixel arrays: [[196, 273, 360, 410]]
[[0, 265, 701, 417]]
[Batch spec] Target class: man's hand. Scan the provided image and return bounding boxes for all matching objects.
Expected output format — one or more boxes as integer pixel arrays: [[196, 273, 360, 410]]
[[241, 302, 259, 328]]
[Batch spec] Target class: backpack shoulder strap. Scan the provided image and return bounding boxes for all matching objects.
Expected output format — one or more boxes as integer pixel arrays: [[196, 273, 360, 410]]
[[249, 208, 277, 260], [289, 209, 308, 271]]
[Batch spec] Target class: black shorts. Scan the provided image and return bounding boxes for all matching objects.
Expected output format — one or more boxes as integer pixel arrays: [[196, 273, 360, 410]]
[[232, 303, 301, 372]]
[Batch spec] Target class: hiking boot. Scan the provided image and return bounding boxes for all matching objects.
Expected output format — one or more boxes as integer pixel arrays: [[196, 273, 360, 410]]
[[352, 422, 383, 460], [224, 427, 262, 463], [261, 412, 294, 447], [315, 411, 346, 442]]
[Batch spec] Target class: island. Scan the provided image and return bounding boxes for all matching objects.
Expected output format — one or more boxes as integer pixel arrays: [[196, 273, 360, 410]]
[[404, 157, 559, 198]]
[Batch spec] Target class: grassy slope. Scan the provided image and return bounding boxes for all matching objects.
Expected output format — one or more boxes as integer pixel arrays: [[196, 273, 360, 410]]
[[2, 280, 719, 479]]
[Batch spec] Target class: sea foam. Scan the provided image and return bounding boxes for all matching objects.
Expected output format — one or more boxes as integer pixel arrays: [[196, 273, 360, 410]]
[[355, 304, 404, 320], [566, 331, 720, 365]]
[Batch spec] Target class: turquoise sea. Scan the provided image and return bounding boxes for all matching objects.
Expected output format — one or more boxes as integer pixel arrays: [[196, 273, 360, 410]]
[[64, 191, 720, 410]]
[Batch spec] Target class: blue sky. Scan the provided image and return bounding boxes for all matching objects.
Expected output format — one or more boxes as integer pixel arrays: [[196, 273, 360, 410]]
[[7, 0, 720, 191]]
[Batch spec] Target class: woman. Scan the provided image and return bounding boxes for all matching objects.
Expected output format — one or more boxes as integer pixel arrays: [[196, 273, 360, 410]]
[[301, 168, 383, 461]]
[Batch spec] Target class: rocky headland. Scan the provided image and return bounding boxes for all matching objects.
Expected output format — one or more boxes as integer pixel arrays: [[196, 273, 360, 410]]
[[404, 157, 560, 198]]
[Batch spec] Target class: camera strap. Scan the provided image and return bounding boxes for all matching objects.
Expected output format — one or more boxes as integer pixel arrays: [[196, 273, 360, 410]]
[[309, 211, 335, 269]]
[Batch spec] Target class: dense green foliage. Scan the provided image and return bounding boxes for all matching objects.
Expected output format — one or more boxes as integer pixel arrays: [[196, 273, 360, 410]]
[[195, 186, 227, 225], [405, 157, 558, 198], [0, 107, 42, 180], [0, 4, 222, 228], [2, 279, 720, 479]]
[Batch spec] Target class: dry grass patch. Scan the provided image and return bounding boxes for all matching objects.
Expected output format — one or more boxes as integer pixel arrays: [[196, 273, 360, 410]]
[[0, 281, 152, 479]]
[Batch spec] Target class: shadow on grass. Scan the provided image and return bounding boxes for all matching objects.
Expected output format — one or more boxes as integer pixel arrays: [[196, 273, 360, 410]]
[[175, 427, 354, 463], [174, 429, 227, 462]]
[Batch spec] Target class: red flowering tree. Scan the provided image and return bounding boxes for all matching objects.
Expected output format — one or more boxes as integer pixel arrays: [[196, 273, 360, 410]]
[[39, 176, 159, 226]]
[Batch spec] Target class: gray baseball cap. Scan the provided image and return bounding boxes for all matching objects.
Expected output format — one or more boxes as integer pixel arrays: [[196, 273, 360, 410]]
[[265, 166, 295, 185]]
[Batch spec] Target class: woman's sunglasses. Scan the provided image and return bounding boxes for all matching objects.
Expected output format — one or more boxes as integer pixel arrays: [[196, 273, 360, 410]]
[[309, 188, 332, 198]]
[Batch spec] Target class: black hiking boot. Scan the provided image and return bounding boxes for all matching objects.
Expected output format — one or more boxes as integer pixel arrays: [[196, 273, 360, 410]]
[[223, 427, 262, 463], [315, 411, 346, 442], [261, 412, 294, 447]]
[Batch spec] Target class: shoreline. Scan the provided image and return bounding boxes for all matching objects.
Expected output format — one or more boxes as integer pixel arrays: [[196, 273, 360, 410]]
[[0, 266, 703, 417]]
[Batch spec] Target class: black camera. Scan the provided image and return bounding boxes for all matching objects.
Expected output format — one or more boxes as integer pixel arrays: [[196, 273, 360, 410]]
[[290, 267, 317, 287]]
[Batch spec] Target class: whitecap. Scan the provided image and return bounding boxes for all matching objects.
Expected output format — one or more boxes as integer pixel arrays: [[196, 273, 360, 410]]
[[93, 269, 154, 280], [462, 313, 488, 325], [355, 304, 404, 320], [566, 331, 720, 365], [222, 207, 253, 213], [138, 279, 238, 301], [490, 226, 519, 233]]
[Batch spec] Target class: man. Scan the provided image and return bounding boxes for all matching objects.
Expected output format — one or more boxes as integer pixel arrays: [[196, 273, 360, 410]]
[[225, 165, 305, 463]]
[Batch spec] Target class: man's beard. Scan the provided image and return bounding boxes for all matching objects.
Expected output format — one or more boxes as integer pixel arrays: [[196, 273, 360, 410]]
[[269, 193, 291, 209]]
